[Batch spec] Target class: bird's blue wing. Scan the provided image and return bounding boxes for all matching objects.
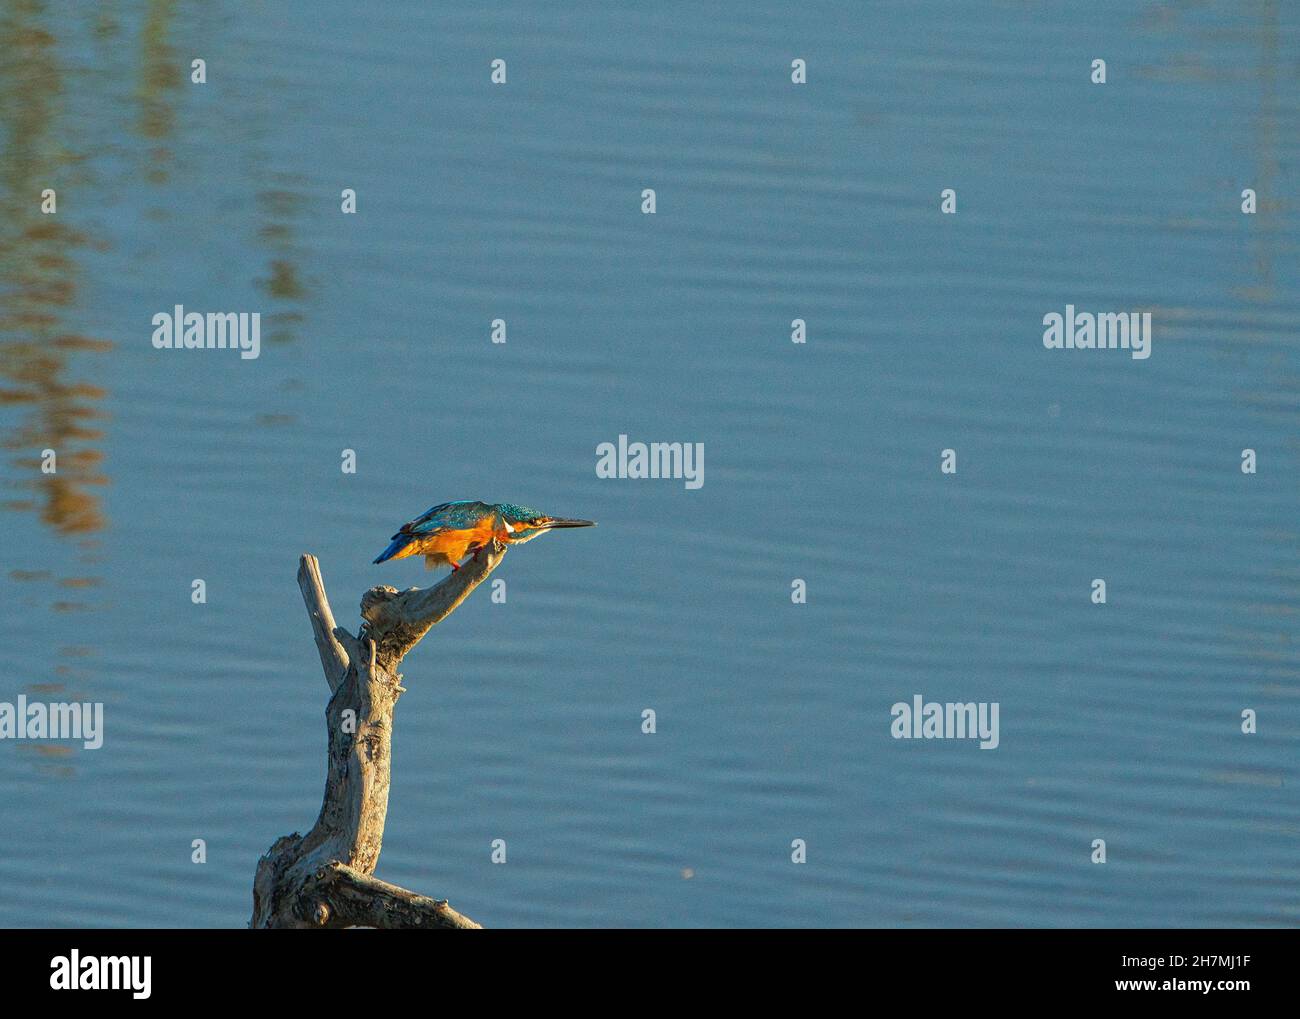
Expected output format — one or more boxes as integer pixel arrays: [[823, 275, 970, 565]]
[[395, 500, 493, 537]]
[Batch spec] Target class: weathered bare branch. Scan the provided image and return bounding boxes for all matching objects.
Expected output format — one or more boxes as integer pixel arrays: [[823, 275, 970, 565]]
[[252, 548, 506, 929], [360, 538, 506, 672], [309, 863, 482, 930], [298, 555, 349, 692]]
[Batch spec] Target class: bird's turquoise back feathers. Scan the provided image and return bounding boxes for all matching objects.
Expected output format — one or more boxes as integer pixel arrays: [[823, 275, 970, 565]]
[[400, 500, 497, 536], [400, 501, 545, 535]]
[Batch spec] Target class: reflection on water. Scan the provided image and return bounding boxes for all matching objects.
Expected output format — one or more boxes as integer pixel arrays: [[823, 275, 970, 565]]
[[1154, 2, 1300, 694], [0, 0, 108, 666], [1144, 0, 1287, 303], [0, 2, 110, 542], [137, 0, 180, 184], [1247, 1, 1283, 301], [0, 0, 115, 778], [255, 179, 310, 374]]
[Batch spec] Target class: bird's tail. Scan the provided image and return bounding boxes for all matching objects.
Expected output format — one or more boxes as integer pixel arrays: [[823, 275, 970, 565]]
[[373, 535, 416, 564]]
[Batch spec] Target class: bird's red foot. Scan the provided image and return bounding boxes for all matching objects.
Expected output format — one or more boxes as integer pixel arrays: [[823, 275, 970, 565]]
[[450, 561, 460, 572]]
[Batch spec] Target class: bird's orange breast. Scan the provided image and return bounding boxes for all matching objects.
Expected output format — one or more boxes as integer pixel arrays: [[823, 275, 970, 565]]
[[409, 524, 497, 559]]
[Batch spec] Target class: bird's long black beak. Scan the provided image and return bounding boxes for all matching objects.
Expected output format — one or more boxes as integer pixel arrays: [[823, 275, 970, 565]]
[[542, 518, 596, 529]]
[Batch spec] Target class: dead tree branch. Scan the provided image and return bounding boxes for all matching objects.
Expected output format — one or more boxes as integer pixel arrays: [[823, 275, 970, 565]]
[[251, 542, 505, 929]]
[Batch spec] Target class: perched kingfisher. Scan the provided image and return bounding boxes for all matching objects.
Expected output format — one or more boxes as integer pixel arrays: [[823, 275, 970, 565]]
[[373, 500, 595, 571]]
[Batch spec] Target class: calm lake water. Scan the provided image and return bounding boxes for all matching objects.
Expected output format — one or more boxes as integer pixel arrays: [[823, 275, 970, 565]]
[[1, 2, 1297, 928]]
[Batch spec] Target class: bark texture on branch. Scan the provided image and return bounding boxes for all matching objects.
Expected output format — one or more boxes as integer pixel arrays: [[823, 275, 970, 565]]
[[250, 543, 504, 929]]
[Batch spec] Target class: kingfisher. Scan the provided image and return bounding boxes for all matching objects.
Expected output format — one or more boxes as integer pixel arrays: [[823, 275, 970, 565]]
[[372, 500, 595, 571]]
